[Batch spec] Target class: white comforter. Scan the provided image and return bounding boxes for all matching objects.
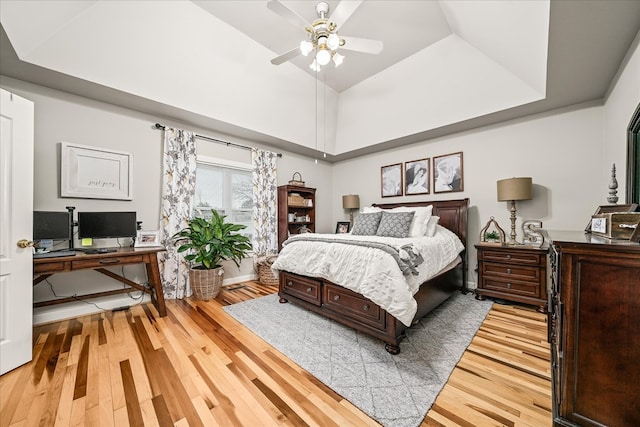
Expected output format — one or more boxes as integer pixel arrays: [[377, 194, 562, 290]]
[[271, 225, 465, 326]]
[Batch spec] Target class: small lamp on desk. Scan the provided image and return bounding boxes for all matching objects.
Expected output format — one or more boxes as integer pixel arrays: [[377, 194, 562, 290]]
[[497, 177, 532, 245], [342, 194, 360, 224]]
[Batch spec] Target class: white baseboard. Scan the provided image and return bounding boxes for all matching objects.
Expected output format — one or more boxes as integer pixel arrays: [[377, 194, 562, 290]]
[[223, 273, 258, 286]]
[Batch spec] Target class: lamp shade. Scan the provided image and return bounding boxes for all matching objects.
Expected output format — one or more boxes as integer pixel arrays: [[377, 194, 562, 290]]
[[497, 177, 532, 201], [342, 194, 360, 209]]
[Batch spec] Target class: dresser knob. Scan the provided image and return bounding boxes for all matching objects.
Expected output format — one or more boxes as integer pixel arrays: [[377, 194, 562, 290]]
[[507, 268, 512, 274], [287, 281, 293, 287], [363, 304, 370, 311], [306, 287, 312, 293], [333, 295, 340, 301], [507, 283, 512, 288]]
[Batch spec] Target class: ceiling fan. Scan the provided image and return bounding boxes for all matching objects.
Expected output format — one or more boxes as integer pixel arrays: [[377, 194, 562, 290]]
[[268, 0, 383, 71]]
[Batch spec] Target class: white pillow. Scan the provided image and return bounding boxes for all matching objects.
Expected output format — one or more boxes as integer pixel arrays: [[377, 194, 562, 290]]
[[424, 215, 440, 237], [389, 205, 433, 237], [361, 206, 382, 214]]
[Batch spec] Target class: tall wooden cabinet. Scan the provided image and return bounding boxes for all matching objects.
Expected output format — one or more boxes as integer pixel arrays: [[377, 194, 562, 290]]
[[548, 231, 640, 427], [277, 185, 316, 250]]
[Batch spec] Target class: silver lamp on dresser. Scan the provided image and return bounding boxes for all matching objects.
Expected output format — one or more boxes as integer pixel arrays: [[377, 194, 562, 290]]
[[497, 177, 532, 245]]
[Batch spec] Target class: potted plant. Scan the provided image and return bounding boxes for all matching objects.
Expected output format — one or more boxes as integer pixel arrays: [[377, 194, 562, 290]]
[[173, 209, 251, 300], [484, 231, 501, 242]]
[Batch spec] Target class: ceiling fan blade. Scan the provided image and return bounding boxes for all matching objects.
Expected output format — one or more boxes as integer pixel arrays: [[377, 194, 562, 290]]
[[340, 36, 383, 55], [271, 47, 301, 65], [330, 0, 363, 29], [267, 0, 310, 30]]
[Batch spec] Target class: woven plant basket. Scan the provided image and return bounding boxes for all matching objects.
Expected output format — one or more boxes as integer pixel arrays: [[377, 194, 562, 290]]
[[255, 255, 279, 286], [189, 267, 223, 300]]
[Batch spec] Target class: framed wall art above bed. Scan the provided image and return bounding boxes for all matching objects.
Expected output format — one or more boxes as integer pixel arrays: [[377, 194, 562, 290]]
[[404, 158, 429, 195], [381, 163, 403, 197], [433, 152, 463, 193]]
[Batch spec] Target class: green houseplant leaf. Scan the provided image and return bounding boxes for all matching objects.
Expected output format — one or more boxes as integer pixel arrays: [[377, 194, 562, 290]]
[[172, 209, 252, 269]]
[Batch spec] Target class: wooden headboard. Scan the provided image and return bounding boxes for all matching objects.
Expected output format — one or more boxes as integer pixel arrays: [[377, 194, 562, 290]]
[[372, 198, 469, 246]]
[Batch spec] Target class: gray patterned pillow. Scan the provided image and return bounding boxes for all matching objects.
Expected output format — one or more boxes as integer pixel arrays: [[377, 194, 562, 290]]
[[376, 211, 415, 238], [351, 212, 383, 235]]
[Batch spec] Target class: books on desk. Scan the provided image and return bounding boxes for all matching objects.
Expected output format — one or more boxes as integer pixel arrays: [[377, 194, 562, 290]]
[[33, 250, 76, 259]]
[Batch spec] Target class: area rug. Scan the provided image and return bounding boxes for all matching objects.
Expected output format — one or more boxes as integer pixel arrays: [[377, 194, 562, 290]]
[[224, 292, 493, 427]]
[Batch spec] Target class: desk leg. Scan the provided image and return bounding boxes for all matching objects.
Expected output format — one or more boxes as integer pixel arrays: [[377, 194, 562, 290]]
[[146, 252, 167, 317]]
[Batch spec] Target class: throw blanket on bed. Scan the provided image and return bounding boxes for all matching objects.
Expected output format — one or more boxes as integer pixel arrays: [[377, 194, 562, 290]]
[[284, 235, 424, 276], [272, 225, 465, 326]]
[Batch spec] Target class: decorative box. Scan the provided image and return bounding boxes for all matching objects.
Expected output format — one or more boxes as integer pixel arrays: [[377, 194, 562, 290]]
[[590, 212, 640, 240]]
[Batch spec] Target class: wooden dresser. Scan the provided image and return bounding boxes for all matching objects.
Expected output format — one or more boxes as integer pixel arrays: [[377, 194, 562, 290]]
[[475, 244, 548, 313], [548, 231, 640, 427]]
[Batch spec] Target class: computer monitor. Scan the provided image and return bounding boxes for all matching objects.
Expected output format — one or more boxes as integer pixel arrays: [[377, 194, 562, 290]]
[[77, 212, 137, 239], [33, 211, 71, 241]]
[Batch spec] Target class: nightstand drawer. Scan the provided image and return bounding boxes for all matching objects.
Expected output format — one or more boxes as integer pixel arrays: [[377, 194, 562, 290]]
[[478, 249, 544, 266], [481, 262, 541, 283], [480, 277, 541, 298], [281, 273, 321, 306]]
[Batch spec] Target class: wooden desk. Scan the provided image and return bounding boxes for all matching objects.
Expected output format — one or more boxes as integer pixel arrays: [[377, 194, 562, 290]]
[[33, 247, 167, 317]]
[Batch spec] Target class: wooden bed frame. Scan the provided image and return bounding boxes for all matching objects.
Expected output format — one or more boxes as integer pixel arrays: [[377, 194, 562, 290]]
[[278, 198, 469, 354]]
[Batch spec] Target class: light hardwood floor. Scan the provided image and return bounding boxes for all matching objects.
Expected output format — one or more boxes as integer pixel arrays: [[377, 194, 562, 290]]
[[0, 282, 551, 426]]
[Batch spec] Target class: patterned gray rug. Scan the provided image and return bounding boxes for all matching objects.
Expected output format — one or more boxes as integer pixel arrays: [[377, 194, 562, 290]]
[[224, 292, 493, 427]]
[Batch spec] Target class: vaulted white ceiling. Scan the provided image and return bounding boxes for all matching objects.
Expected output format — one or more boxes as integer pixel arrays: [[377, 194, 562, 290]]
[[1, 1, 639, 161]]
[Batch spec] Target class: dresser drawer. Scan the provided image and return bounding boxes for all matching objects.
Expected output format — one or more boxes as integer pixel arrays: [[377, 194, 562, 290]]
[[323, 283, 386, 330], [478, 249, 544, 266], [480, 277, 541, 298], [71, 255, 145, 269], [481, 262, 541, 283], [281, 273, 321, 306]]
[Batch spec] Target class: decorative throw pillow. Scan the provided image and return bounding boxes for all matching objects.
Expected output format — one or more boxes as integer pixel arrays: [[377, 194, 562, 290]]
[[351, 211, 383, 235], [389, 205, 433, 237], [424, 215, 440, 237], [376, 211, 415, 238]]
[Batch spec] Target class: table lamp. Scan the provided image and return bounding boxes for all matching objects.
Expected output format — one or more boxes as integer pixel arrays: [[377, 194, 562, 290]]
[[497, 177, 532, 245], [342, 194, 360, 224]]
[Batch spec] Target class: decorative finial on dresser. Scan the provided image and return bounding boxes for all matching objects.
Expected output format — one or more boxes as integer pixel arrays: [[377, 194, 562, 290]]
[[607, 163, 618, 204]]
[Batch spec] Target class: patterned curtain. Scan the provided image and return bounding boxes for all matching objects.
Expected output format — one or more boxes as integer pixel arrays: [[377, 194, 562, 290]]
[[158, 128, 197, 299], [251, 148, 278, 256]]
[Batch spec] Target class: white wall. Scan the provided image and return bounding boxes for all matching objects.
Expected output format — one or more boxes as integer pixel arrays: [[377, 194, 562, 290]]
[[0, 76, 333, 324], [603, 29, 640, 198]]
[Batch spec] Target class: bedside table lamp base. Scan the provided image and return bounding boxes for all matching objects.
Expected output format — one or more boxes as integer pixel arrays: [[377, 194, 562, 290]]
[[497, 177, 532, 246]]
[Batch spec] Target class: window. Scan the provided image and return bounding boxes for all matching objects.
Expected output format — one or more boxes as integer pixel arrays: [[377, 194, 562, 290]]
[[193, 156, 254, 243]]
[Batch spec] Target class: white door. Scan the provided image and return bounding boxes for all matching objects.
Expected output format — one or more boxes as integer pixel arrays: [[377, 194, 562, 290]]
[[0, 88, 34, 375]]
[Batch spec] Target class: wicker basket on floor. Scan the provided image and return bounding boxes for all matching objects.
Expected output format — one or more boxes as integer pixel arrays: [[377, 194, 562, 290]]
[[189, 267, 224, 300], [255, 255, 279, 286]]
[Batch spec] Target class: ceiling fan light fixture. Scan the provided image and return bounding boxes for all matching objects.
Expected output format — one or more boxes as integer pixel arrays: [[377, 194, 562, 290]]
[[316, 48, 331, 65], [300, 40, 314, 56], [332, 52, 344, 67], [327, 33, 340, 50], [309, 59, 321, 72], [317, 35, 328, 49]]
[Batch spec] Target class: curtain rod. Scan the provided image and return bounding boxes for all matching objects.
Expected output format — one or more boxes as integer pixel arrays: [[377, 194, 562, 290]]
[[154, 123, 282, 157]]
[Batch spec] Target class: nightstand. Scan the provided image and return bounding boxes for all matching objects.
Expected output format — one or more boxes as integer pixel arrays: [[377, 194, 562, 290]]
[[474, 244, 548, 313]]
